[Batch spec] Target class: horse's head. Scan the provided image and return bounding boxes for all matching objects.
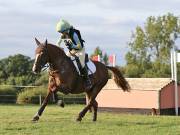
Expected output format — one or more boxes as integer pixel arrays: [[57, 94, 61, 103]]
[[32, 38, 49, 74]]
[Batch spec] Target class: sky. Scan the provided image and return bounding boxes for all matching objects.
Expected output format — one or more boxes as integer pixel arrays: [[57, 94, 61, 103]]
[[0, 0, 180, 65]]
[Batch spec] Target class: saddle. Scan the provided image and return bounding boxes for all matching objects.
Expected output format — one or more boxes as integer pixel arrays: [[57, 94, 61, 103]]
[[71, 54, 96, 75]]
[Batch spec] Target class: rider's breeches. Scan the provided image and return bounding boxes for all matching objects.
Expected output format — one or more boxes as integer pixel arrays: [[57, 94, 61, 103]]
[[66, 48, 85, 68]]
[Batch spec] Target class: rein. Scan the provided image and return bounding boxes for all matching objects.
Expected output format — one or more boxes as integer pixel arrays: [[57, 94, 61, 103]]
[[68, 50, 78, 61], [41, 64, 50, 71]]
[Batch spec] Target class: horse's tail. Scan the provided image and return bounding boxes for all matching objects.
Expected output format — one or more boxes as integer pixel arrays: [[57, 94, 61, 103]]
[[106, 66, 130, 92]]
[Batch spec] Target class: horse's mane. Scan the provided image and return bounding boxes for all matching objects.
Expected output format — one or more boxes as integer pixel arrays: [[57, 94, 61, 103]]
[[47, 43, 65, 54], [47, 43, 76, 72], [47, 43, 66, 56]]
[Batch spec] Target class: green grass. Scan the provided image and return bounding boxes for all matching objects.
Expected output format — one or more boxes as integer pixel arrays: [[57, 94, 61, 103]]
[[0, 105, 180, 135]]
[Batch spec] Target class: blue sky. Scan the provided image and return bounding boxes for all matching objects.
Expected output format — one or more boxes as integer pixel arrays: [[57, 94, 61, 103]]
[[0, 0, 180, 65]]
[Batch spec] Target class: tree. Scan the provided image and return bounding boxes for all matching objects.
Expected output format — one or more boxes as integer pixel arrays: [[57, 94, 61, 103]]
[[125, 13, 180, 78], [0, 54, 39, 85], [90, 46, 109, 65]]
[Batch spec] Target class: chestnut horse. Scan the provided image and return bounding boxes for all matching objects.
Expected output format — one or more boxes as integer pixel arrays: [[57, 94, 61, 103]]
[[32, 38, 130, 122]]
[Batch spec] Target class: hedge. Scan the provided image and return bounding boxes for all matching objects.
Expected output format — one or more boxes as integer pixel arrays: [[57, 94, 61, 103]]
[[0, 86, 18, 103], [16, 86, 86, 104], [0, 86, 18, 95], [16, 86, 47, 104]]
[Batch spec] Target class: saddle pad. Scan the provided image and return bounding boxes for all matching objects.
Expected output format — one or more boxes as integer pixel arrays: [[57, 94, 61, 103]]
[[72, 59, 96, 75], [87, 60, 96, 75]]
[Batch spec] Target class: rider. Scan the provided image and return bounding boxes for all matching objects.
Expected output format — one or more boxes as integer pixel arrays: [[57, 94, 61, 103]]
[[56, 19, 92, 90]]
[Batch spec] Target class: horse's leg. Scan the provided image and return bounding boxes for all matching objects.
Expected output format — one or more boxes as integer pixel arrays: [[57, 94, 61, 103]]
[[32, 91, 52, 121], [76, 81, 106, 121], [76, 99, 94, 121], [86, 93, 93, 113], [85, 93, 98, 121], [92, 100, 98, 121], [53, 91, 58, 103]]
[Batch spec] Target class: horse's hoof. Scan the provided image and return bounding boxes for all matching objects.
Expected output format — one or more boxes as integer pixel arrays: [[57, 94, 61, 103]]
[[92, 119, 97, 122], [57, 100, 65, 108], [93, 116, 97, 122], [32, 116, 39, 122], [76, 117, 82, 122]]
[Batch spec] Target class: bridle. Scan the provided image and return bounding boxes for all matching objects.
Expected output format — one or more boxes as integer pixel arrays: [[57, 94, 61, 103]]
[[34, 44, 51, 72], [42, 44, 52, 71]]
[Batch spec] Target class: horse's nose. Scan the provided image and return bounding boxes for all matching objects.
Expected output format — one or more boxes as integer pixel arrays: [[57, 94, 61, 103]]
[[32, 71, 37, 74]]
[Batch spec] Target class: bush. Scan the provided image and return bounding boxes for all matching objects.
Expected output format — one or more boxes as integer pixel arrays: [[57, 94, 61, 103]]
[[0, 86, 18, 95], [57, 93, 86, 104], [0, 86, 18, 103], [34, 72, 48, 86], [57, 93, 85, 98], [17, 85, 86, 104], [16, 86, 47, 104]]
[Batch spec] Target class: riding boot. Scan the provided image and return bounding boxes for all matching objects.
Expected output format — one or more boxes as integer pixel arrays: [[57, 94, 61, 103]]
[[81, 66, 92, 90]]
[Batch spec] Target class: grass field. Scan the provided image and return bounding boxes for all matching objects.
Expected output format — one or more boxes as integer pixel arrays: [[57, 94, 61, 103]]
[[0, 105, 180, 135]]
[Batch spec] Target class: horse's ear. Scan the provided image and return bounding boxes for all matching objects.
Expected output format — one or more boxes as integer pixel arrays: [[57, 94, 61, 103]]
[[44, 39, 48, 45], [35, 38, 41, 46]]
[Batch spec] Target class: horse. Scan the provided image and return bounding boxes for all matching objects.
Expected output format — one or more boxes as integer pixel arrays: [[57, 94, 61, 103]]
[[32, 38, 130, 122]]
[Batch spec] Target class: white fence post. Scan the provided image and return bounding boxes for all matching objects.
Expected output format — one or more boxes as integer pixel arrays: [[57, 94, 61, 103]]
[[39, 94, 42, 106], [171, 50, 174, 80], [172, 49, 179, 116]]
